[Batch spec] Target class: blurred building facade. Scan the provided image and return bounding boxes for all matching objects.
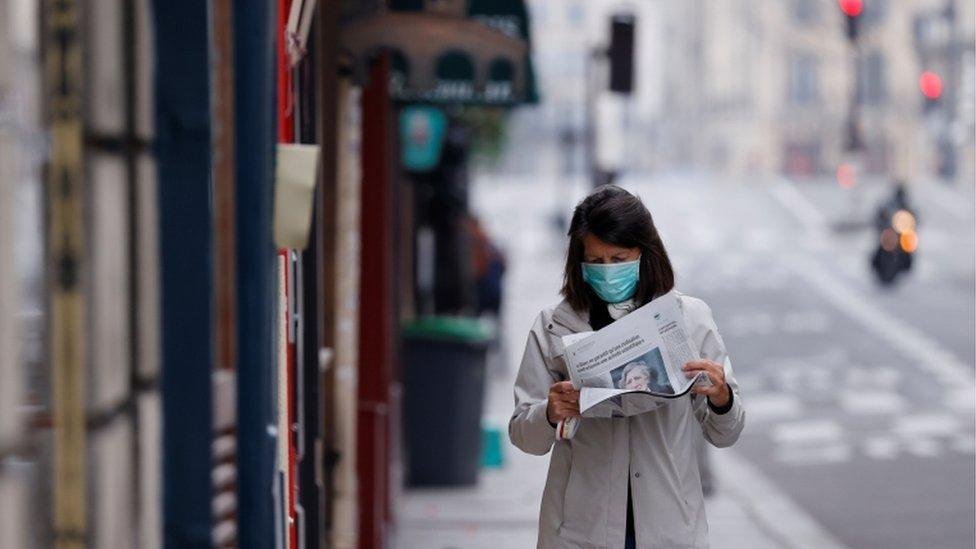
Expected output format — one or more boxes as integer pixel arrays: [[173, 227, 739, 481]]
[[691, 0, 975, 182], [516, 0, 975, 184]]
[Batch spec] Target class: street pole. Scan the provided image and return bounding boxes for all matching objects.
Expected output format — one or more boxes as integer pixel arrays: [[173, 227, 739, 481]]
[[584, 48, 597, 188], [942, 0, 958, 183], [585, 13, 636, 189], [846, 32, 864, 225], [838, 0, 865, 229], [584, 46, 612, 189]]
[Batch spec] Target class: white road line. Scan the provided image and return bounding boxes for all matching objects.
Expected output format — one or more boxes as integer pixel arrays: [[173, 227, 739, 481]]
[[767, 180, 829, 232], [791, 255, 976, 396], [715, 449, 850, 549], [772, 420, 843, 444], [782, 311, 830, 333], [950, 435, 976, 454], [947, 388, 976, 414], [726, 311, 778, 336], [905, 437, 943, 458], [746, 394, 803, 423], [776, 443, 852, 465], [919, 183, 973, 220], [839, 391, 905, 415], [845, 367, 902, 388], [863, 436, 900, 460], [893, 414, 962, 438]]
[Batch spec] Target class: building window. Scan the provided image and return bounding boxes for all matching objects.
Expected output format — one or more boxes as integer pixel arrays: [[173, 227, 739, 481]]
[[783, 142, 822, 176], [861, 0, 886, 25], [793, 0, 819, 23], [567, 2, 584, 27], [858, 52, 886, 105], [788, 54, 819, 105]]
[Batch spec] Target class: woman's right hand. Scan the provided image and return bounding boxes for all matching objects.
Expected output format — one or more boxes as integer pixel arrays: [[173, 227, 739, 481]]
[[547, 381, 581, 425]]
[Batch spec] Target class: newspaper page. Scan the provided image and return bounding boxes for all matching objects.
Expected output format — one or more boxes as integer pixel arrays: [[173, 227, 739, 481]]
[[562, 291, 710, 417]]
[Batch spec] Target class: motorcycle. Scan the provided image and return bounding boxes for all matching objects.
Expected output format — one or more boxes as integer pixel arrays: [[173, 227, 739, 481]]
[[870, 189, 918, 285]]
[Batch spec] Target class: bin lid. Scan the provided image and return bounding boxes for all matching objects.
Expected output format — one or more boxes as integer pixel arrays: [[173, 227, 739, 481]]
[[402, 316, 495, 343]]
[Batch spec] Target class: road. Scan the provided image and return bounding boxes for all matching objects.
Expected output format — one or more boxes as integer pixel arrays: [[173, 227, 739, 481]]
[[472, 172, 975, 549]]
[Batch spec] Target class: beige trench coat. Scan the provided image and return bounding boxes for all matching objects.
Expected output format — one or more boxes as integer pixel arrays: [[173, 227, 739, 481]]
[[509, 293, 745, 548]]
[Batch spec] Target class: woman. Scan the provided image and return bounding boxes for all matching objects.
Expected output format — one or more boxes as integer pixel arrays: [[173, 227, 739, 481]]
[[509, 185, 745, 548]]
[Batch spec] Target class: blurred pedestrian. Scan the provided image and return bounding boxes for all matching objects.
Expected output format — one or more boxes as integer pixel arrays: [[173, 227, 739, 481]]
[[465, 214, 507, 317], [509, 185, 745, 548], [465, 214, 508, 374]]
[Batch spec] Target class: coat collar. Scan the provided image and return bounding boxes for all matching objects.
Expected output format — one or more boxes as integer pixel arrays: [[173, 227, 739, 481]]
[[550, 299, 593, 333]]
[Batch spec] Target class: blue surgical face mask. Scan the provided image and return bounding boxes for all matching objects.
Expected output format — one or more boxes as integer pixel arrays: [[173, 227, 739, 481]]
[[581, 257, 640, 303]]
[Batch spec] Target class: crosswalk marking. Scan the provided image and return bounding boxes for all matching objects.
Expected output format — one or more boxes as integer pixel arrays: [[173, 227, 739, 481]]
[[776, 443, 851, 465], [746, 394, 803, 423], [950, 435, 976, 454], [845, 367, 902, 388], [947, 388, 976, 414], [905, 437, 943, 458], [763, 428, 976, 465], [792, 255, 976, 395], [747, 389, 974, 465], [839, 392, 905, 415], [863, 437, 900, 460], [753, 412, 976, 465], [772, 420, 844, 444], [893, 414, 961, 438], [781, 311, 830, 333]]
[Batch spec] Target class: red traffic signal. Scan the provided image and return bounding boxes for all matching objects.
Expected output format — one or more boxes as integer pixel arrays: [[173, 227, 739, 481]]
[[838, 0, 862, 41], [838, 0, 863, 17], [919, 71, 943, 100]]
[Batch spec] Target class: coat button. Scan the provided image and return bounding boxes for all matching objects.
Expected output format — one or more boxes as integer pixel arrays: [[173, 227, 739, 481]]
[[634, 472, 640, 478]]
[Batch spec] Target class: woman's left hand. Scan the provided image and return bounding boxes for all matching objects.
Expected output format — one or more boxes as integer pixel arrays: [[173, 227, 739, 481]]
[[682, 360, 730, 408]]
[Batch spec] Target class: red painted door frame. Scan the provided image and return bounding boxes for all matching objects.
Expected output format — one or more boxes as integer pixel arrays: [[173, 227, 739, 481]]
[[276, 1, 298, 547], [277, 0, 295, 144], [357, 55, 396, 549]]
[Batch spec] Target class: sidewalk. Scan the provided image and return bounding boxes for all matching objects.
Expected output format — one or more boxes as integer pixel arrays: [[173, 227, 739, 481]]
[[392, 380, 839, 549]]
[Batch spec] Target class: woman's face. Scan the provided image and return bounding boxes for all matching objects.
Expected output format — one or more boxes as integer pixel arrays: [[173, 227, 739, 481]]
[[582, 233, 641, 264], [623, 366, 650, 391]]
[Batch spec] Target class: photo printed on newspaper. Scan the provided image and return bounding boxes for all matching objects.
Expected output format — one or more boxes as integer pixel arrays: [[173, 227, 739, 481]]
[[562, 291, 711, 417]]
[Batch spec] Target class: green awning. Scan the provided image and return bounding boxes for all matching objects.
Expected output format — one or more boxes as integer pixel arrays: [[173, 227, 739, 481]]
[[466, 0, 538, 104], [341, 0, 538, 106]]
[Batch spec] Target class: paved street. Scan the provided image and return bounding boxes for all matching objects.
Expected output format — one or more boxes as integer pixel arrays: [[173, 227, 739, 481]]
[[632, 174, 975, 549], [395, 172, 975, 548]]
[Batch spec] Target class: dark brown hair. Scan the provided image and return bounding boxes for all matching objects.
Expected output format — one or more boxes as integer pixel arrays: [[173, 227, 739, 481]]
[[561, 185, 675, 311]]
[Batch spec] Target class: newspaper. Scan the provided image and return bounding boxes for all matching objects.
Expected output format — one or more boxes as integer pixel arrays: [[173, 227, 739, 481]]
[[562, 291, 711, 418]]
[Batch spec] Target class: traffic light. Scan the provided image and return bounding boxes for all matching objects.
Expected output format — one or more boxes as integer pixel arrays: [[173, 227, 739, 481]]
[[919, 71, 942, 112], [838, 0, 862, 41], [608, 14, 635, 94]]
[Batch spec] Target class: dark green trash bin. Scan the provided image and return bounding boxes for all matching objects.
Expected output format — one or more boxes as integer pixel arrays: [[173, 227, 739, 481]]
[[402, 316, 494, 486]]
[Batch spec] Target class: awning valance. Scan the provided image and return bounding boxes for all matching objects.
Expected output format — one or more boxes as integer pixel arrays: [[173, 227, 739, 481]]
[[339, 0, 538, 105]]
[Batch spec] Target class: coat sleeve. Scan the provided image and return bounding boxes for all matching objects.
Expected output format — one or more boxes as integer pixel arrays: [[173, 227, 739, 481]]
[[690, 301, 745, 448], [508, 313, 559, 456]]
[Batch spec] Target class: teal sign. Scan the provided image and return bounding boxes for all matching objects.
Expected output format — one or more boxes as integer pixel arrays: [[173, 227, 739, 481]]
[[400, 106, 448, 172]]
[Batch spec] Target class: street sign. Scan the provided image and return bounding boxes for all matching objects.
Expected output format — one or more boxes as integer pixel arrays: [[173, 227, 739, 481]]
[[400, 106, 448, 172]]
